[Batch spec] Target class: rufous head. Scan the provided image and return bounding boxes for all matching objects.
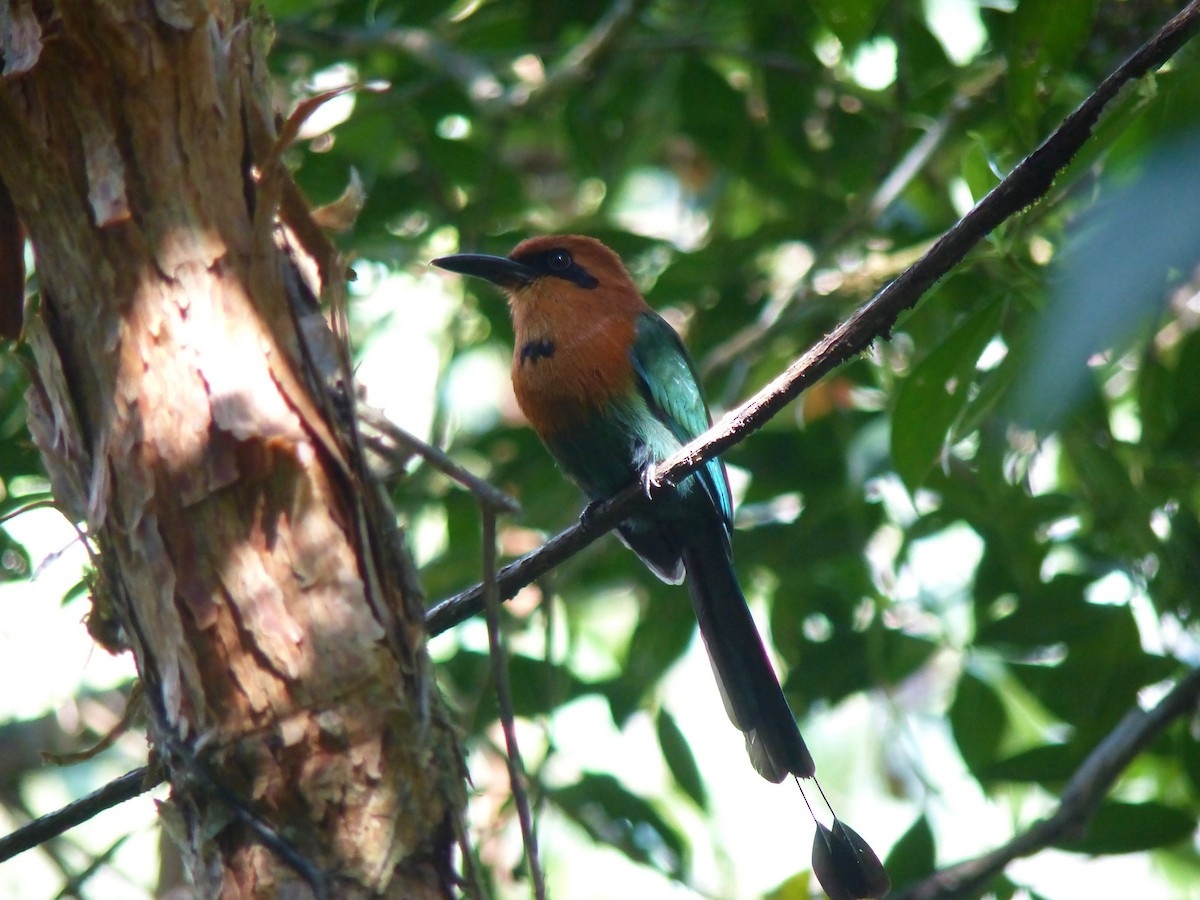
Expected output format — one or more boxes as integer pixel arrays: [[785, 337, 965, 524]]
[[432, 234, 646, 316]]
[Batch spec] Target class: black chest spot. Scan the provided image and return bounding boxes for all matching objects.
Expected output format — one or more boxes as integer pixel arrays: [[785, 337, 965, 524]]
[[520, 338, 556, 366]]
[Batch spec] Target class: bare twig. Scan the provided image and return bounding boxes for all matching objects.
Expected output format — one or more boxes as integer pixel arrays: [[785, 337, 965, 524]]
[[5, 0, 1199, 880], [701, 59, 1006, 380], [166, 741, 331, 900], [480, 509, 546, 900], [425, 0, 1200, 637], [891, 665, 1200, 899], [359, 410, 533, 887], [53, 833, 130, 900], [41, 682, 143, 766], [0, 496, 58, 525], [0, 767, 156, 864], [360, 407, 519, 513], [279, 0, 649, 116], [426, 484, 636, 636], [512, 0, 651, 108], [274, 24, 504, 108], [699, 0, 1199, 441]]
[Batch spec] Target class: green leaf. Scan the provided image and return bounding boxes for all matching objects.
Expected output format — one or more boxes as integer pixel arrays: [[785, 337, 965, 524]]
[[884, 815, 934, 893], [1012, 138, 1200, 430], [614, 580, 695, 723], [879, 630, 938, 686], [656, 709, 708, 810], [1055, 802, 1196, 855], [435, 650, 600, 723], [783, 628, 872, 707], [678, 57, 753, 172], [892, 297, 1005, 492], [985, 874, 1025, 900], [986, 742, 1084, 784], [1181, 722, 1200, 796], [960, 140, 1000, 206], [1164, 327, 1200, 456], [810, 0, 888, 51], [61, 573, 93, 606], [764, 869, 813, 900], [550, 773, 687, 877], [1005, 604, 1172, 739], [976, 573, 1096, 650], [1002, 0, 1099, 128], [949, 671, 1006, 776]]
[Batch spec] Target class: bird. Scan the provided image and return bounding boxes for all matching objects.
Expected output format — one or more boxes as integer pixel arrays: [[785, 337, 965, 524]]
[[433, 235, 814, 782]]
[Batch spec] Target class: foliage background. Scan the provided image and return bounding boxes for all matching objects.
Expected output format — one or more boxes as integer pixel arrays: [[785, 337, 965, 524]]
[[2, 0, 1200, 897]]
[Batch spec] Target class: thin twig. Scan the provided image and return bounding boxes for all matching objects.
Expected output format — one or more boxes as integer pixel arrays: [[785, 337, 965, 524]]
[[278, 0, 650, 115], [166, 741, 331, 900], [4, 0, 1199, 879], [701, 59, 1005, 380], [426, 485, 636, 636], [480, 509, 546, 900], [0, 767, 156, 864], [360, 407, 519, 513], [41, 682, 143, 766], [386, 28, 505, 107], [53, 833, 130, 900], [512, 0, 651, 108], [425, 0, 1200, 637], [625, 34, 813, 74], [276, 23, 504, 109], [0, 496, 58, 525], [890, 665, 1200, 900]]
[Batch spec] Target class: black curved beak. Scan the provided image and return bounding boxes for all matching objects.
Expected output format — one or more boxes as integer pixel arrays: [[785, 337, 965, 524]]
[[431, 253, 539, 290]]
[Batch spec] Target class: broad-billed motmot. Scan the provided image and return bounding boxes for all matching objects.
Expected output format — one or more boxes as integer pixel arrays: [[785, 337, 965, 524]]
[[434, 235, 892, 898], [434, 235, 812, 783]]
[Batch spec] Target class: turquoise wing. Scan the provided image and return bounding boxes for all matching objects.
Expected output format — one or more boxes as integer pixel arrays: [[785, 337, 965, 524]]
[[630, 312, 733, 529]]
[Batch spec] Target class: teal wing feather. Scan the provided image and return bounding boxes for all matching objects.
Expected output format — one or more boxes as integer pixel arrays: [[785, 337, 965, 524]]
[[630, 313, 733, 529], [632, 315, 812, 780]]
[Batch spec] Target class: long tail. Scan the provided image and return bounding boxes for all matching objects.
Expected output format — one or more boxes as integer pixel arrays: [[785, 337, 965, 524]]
[[682, 526, 814, 782]]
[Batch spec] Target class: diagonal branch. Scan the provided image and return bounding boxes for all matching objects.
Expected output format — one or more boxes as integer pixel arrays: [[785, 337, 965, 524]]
[[511, 0, 652, 108], [425, 0, 1200, 638], [890, 665, 1200, 900], [278, 0, 651, 115], [0, 767, 155, 865], [700, 59, 1006, 380], [5, 0, 1200, 875]]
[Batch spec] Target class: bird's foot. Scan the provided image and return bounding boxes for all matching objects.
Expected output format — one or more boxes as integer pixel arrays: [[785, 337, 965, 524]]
[[641, 461, 664, 498]]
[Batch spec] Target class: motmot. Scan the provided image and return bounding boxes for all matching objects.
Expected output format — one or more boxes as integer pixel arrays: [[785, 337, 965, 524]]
[[433, 235, 814, 783]]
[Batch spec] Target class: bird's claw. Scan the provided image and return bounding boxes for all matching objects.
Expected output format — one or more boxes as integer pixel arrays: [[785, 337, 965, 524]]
[[641, 462, 663, 498]]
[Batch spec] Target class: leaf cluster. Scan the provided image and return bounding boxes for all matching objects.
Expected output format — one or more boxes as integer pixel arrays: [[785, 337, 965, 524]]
[[3, 0, 1199, 896]]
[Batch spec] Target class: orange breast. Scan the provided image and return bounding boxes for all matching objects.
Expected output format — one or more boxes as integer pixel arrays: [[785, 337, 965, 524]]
[[509, 282, 638, 436]]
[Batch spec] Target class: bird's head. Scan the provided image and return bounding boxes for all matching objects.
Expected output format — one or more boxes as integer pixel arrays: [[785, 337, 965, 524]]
[[432, 235, 645, 319]]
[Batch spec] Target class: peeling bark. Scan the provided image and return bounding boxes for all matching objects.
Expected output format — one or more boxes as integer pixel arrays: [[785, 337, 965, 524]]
[[0, 2, 461, 896]]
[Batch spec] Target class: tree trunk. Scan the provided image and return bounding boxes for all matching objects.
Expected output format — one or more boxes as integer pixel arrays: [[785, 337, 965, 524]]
[[0, 2, 461, 896]]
